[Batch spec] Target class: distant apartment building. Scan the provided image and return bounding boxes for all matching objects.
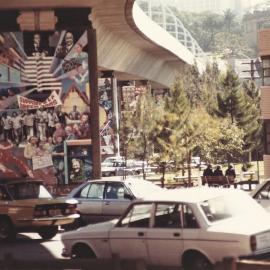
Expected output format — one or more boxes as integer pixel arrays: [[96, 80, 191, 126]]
[[243, 9, 270, 53], [258, 28, 270, 178]]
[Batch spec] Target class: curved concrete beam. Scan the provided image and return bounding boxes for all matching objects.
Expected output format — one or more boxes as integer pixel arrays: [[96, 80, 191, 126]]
[[0, 0, 203, 87]]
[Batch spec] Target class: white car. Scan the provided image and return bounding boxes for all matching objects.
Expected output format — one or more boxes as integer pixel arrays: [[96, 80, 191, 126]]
[[61, 187, 270, 270], [66, 178, 164, 227]]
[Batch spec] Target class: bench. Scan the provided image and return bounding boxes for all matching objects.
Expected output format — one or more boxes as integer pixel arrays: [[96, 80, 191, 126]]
[[202, 176, 235, 187]]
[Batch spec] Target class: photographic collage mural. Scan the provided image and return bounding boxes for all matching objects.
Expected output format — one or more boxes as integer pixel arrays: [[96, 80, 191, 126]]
[[98, 77, 115, 157], [0, 30, 93, 185]]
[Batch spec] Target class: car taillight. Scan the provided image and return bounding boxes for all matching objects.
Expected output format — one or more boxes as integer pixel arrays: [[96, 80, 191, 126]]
[[65, 204, 77, 215], [34, 207, 48, 218], [250, 235, 257, 252]]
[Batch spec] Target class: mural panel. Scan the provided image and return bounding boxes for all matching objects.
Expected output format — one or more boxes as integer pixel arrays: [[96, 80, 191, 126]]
[[0, 30, 92, 185], [98, 78, 115, 156]]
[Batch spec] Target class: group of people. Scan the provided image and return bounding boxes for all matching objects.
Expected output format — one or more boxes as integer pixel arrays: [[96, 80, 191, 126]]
[[203, 164, 236, 178], [0, 105, 90, 145]]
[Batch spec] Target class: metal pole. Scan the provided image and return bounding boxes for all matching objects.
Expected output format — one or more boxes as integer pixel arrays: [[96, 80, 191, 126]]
[[112, 77, 120, 157]]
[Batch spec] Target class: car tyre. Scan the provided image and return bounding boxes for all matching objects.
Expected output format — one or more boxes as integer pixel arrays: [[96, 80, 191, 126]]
[[182, 252, 213, 270], [72, 243, 96, 259], [38, 226, 58, 240], [0, 217, 16, 241]]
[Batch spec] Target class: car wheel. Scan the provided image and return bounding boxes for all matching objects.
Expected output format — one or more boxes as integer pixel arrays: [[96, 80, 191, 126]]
[[182, 252, 213, 270], [0, 217, 16, 241], [38, 226, 58, 240], [72, 243, 96, 259]]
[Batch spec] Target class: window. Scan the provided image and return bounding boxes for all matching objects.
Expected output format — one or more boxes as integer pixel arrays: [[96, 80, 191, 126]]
[[105, 182, 131, 200], [154, 203, 181, 228], [254, 182, 270, 200], [264, 122, 270, 155], [7, 183, 52, 200], [262, 57, 270, 86], [118, 203, 152, 228], [183, 205, 199, 229], [0, 186, 9, 201], [77, 182, 105, 199]]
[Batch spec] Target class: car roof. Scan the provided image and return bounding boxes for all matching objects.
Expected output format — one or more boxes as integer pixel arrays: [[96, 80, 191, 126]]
[[0, 178, 43, 185], [141, 187, 246, 204], [88, 177, 145, 183]]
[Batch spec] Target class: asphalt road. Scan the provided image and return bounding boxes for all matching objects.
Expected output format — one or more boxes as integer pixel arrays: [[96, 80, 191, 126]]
[[0, 232, 64, 260], [0, 232, 179, 270]]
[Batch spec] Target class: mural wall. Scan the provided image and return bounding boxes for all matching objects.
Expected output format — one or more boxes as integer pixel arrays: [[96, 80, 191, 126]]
[[98, 77, 115, 156], [0, 30, 92, 185]]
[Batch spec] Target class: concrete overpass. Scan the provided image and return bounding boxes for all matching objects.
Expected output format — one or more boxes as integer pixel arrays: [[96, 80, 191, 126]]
[[0, 0, 201, 88]]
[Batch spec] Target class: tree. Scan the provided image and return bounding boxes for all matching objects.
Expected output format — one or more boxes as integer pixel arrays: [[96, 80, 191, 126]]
[[223, 9, 236, 33], [241, 80, 263, 155], [216, 67, 246, 124], [130, 90, 158, 178], [199, 117, 244, 164], [118, 102, 136, 169], [151, 76, 191, 187], [201, 61, 221, 114]]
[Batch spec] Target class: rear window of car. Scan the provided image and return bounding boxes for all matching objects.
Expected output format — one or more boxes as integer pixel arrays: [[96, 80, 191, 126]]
[[200, 192, 264, 222], [7, 182, 52, 200]]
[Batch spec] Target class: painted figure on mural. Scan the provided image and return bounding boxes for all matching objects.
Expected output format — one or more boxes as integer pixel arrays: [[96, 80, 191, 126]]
[[27, 33, 49, 58], [69, 158, 84, 182], [0, 140, 33, 178], [56, 31, 74, 59]]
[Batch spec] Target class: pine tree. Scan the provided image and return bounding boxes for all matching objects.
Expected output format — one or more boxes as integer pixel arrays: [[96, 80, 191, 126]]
[[201, 62, 221, 114], [242, 80, 263, 154], [216, 67, 246, 124], [151, 76, 191, 186], [130, 89, 158, 178], [183, 63, 202, 108]]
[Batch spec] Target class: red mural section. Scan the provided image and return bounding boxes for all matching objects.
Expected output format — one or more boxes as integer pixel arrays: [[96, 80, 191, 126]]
[[0, 30, 93, 186]]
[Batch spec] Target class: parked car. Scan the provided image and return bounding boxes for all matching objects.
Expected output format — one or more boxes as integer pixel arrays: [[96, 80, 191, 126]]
[[101, 160, 135, 177], [65, 178, 164, 228], [101, 158, 151, 177], [0, 178, 79, 241], [250, 179, 270, 211], [61, 187, 270, 270]]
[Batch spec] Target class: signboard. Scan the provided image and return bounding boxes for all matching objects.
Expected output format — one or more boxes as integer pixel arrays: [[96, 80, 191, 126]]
[[17, 90, 62, 110], [32, 154, 53, 170]]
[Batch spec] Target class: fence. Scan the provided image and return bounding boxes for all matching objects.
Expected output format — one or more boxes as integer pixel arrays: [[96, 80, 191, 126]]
[[0, 254, 146, 270], [214, 257, 270, 270]]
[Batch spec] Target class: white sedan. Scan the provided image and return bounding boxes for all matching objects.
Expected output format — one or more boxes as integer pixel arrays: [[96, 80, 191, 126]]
[[61, 187, 270, 269]]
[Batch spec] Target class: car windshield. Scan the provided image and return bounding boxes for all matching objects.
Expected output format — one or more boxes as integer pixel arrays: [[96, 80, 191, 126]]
[[7, 182, 52, 200], [200, 192, 265, 223], [127, 180, 162, 198]]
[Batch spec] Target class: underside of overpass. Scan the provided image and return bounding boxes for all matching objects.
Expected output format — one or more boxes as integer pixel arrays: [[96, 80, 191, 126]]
[[0, 0, 197, 88]]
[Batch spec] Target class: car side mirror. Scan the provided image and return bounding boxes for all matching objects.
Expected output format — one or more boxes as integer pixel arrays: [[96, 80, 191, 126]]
[[124, 194, 133, 200]]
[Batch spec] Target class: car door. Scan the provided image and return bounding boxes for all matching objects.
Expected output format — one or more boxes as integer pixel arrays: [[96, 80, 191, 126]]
[[102, 181, 133, 220], [74, 181, 105, 224], [147, 203, 184, 266], [109, 202, 153, 262], [253, 181, 270, 209], [181, 204, 201, 258]]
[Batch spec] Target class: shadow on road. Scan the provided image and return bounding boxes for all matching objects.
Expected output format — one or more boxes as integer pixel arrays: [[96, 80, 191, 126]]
[[0, 232, 63, 260]]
